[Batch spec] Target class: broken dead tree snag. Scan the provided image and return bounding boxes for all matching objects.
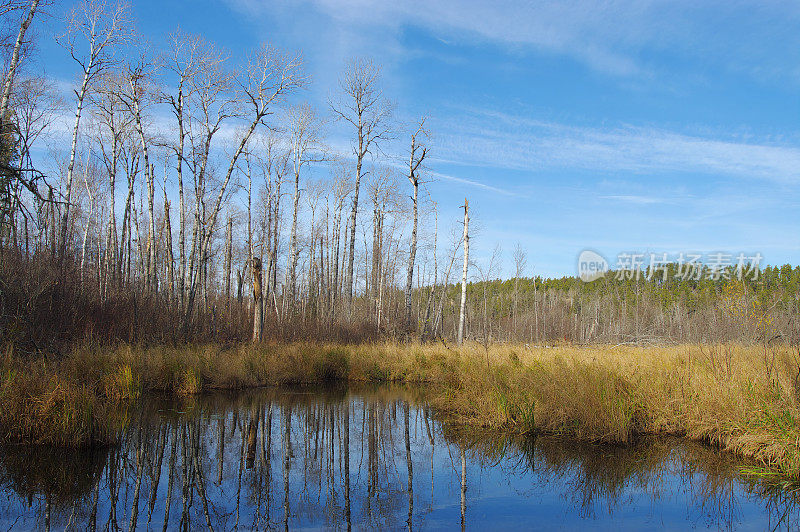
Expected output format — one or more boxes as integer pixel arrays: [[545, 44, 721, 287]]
[[251, 257, 263, 342]]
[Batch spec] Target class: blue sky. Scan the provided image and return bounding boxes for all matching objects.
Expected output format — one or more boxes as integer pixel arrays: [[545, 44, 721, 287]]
[[35, 0, 800, 278]]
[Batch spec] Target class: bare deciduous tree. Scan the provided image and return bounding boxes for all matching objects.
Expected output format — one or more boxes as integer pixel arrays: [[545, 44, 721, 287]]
[[57, 0, 130, 257], [330, 58, 393, 310], [161, 29, 211, 307], [404, 118, 428, 328], [365, 166, 401, 326], [328, 158, 352, 311], [185, 43, 305, 321], [91, 73, 131, 286], [120, 51, 158, 290], [285, 103, 323, 308]]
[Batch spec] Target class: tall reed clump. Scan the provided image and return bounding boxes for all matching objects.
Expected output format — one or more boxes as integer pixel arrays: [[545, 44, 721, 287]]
[[415, 346, 646, 443], [0, 346, 134, 445]]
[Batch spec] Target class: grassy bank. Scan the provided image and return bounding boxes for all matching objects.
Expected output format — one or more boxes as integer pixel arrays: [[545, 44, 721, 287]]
[[1, 342, 799, 478]]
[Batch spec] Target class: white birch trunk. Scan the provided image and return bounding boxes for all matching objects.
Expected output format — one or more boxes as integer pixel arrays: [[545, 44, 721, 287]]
[[457, 198, 469, 345], [60, 70, 92, 255], [0, 0, 40, 133]]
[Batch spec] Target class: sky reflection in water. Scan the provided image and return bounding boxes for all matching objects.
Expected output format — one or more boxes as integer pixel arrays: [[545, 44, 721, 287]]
[[0, 386, 797, 530]]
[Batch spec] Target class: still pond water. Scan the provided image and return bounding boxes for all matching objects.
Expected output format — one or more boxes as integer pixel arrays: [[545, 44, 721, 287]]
[[0, 386, 797, 530]]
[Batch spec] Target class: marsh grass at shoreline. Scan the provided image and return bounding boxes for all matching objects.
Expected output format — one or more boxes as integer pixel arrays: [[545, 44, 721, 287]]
[[1, 342, 799, 479]]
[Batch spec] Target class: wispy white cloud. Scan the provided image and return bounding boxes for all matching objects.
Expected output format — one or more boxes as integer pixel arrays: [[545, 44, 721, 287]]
[[431, 108, 800, 183], [431, 171, 521, 197], [226, 0, 800, 81], [600, 195, 664, 205]]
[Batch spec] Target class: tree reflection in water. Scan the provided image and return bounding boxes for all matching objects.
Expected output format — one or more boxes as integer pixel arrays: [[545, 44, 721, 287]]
[[0, 385, 797, 531]]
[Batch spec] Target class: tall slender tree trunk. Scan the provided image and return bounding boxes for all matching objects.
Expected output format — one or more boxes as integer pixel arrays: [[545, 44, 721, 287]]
[[104, 136, 119, 293], [457, 199, 469, 345], [47, 188, 55, 256], [121, 157, 138, 285], [421, 208, 439, 338], [370, 204, 378, 310], [344, 151, 363, 309], [60, 71, 92, 257], [164, 198, 174, 301], [332, 198, 343, 310], [287, 167, 300, 307], [146, 162, 156, 291], [272, 176, 282, 309], [323, 203, 331, 318], [403, 121, 427, 330], [183, 222, 199, 330], [175, 93, 187, 309], [224, 216, 233, 306], [127, 79, 157, 291], [263, 186, 273, 298], [246, 155, 254, 268], [80, 152, 94, 283], [405, 180, 418, 328], [371, 208, 384, 326], [0, 0, 40, 137]]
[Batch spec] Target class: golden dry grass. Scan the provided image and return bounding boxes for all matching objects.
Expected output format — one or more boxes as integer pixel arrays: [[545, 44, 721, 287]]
[[1, 341, 799, 478]]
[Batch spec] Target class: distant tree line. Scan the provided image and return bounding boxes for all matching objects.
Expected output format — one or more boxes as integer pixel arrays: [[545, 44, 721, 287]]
[[424, 263, 800, 345]]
